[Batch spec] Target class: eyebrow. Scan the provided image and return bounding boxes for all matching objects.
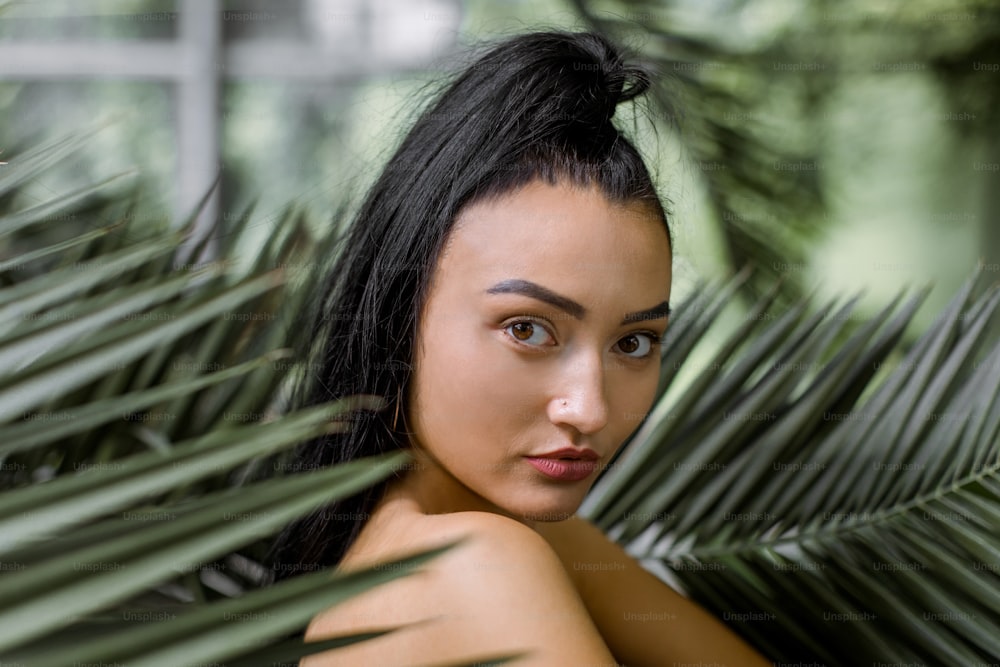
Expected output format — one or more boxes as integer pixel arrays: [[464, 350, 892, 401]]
[[485, 278, 671, 325]]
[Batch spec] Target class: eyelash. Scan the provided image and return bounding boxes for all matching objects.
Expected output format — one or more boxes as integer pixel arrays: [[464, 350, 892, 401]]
[[500, 317, 663, 359]]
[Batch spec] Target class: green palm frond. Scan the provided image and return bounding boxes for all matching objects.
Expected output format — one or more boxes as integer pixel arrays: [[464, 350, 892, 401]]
[[6, 114, 998, 665], [573, 0, 1000, 301], [0, 133, 514, 667], [582, 269, 1000, 665], [570, 0, 828, 304]]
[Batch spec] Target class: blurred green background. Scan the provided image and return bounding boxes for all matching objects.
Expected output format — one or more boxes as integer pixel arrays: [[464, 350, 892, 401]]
[[1, 5, 999, 664], [1, 0, 997, 334]]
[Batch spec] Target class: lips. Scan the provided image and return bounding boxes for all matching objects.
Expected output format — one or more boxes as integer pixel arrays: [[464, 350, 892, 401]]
[[524, 446, 601, 481], [529, 446, 600, 461]]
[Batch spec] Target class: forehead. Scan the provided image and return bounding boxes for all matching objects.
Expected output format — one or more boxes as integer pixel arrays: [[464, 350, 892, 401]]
[[440, 179, 671, 284]]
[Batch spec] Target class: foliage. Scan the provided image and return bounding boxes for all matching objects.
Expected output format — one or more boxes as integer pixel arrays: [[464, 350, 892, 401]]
[[2, 118, 998, 664], [0, 132, 512, 667], [582, 268, 1000, 665], [572, 0, 1000, 303]]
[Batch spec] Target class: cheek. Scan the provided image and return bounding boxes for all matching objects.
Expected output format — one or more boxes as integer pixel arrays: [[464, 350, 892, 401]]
[[608, 363, 661, 432], [409, 323, 539, 447]]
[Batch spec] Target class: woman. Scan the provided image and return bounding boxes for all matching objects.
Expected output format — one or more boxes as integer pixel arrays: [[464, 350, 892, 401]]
[[270, 30, 772, 667]]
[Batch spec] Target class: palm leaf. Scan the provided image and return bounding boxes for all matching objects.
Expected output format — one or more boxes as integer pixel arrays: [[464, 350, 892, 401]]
[[582, 269, 1000, 665], [0, 132, 514, 667]]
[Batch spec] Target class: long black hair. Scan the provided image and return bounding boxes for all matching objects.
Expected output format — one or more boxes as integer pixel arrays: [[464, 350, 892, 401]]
[[267, 29, 672, 581]]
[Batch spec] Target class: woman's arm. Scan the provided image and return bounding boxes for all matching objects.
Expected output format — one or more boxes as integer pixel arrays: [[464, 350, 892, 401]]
[[537, 515, 773, 667]]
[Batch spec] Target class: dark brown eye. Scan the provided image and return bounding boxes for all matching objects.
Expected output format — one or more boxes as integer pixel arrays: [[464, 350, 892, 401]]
[[619, 335, 640, 354], [617, 333, 659, 358], [511, 322, 534, 341], [504, 320, 553, 347]]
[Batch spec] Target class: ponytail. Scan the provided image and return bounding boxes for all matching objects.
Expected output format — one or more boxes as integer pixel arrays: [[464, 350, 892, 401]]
[[267, 30, 670, 581]]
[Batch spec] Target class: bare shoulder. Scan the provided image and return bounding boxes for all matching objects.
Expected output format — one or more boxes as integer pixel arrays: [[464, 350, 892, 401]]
[[431, 509, 568, 568], [302, 511, 619, 666]]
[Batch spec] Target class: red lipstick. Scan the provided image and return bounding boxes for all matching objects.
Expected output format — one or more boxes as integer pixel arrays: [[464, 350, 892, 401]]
[[525, 447, 600, 482]]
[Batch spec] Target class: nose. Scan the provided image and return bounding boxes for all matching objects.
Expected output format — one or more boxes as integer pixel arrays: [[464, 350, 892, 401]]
[[548, 349, 610, 435]]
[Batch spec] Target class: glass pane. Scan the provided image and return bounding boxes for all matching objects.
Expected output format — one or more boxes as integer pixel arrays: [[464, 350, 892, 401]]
[[0, 0, 179, 40]]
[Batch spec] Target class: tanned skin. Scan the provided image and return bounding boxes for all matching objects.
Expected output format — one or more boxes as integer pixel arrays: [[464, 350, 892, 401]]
[[302, 180, 771, 667]]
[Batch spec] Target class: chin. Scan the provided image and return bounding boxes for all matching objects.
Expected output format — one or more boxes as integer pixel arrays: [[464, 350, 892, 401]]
[[504, 485, 589, 522]]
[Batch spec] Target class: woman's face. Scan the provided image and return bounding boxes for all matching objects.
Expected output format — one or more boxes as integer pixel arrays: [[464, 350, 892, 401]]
[[400, 178, 672, 524]]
